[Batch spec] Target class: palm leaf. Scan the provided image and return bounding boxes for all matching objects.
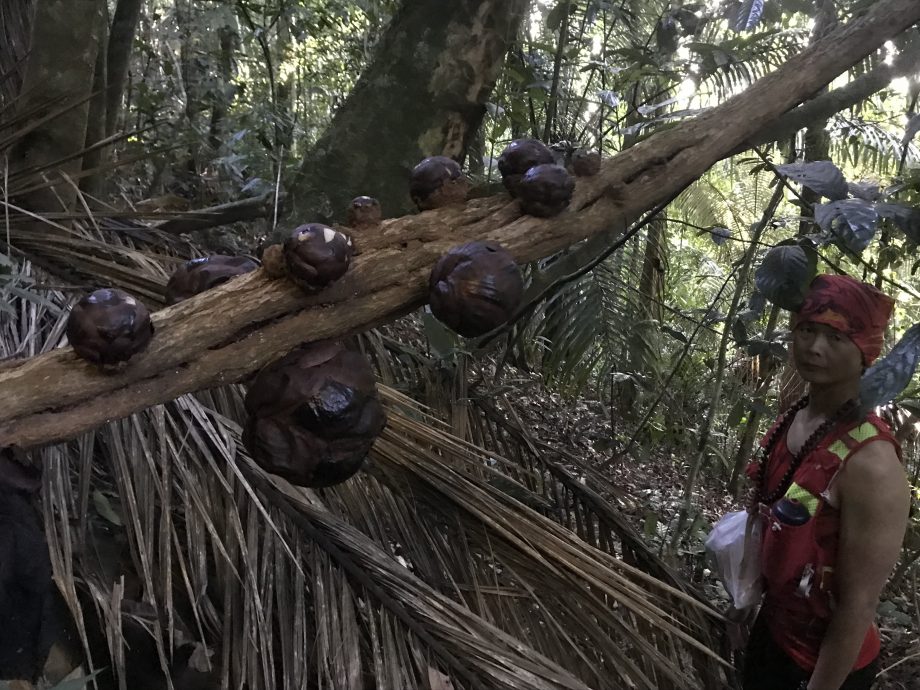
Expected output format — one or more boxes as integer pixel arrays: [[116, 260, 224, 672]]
[[2, 245, 726, 689]]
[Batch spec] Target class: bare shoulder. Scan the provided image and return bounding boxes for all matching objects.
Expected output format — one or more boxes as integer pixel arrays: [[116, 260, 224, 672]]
[[839, 439, 908, 505]]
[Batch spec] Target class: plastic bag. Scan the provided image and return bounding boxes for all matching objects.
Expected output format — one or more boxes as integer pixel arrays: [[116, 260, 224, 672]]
[[705, 509, 763, 610]]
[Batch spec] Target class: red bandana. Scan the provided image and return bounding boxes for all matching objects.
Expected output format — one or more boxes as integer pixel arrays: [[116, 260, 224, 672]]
[[794, 274, 894, 365]]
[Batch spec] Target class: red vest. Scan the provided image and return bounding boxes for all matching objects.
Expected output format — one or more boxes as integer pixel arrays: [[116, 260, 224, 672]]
[[746, 412, 899, 671]]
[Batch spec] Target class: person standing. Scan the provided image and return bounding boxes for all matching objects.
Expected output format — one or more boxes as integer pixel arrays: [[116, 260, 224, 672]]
[[742, 274, 910, 690]]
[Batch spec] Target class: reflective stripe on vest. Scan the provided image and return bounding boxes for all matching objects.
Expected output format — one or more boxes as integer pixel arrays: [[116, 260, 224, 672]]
[[849, 422, 878, 443], [782, 425, 881, 517], [784, 482, 820, 516], [827, 440, 849, 460]]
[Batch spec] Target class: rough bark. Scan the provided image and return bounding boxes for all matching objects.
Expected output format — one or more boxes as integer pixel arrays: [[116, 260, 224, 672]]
[[288, 0, 531, 222], [9, 0, 106, 213], [3, 0, 920, 450]]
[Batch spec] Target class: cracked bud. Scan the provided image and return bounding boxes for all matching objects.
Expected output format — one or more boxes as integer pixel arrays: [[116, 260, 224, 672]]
[[66, 288, 154, 366], [428, 241, 524, 338], [283, 224, 354, 291], [497, 138, 555, 197], [243, 341, 387, 487], [517, 164, 575, 217], [165, 255, 258, 305], [347, 196, 382, 229], [572, 148, 601, 177], [260, 244, 286, 279], [409, 156, 469, 210]]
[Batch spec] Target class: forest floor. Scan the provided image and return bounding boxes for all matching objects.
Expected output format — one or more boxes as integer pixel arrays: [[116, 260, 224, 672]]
[[494, 367, 920, 690]]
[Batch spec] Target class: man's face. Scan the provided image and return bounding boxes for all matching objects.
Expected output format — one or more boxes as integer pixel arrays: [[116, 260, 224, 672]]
[[792, 321, 864, 385]]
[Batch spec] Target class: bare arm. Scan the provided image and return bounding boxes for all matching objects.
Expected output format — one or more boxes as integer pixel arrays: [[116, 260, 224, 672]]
[[808, 440, 909, 690]]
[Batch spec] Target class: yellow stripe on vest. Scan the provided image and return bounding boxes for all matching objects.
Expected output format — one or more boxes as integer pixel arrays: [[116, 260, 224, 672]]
[[785, 482, 819, 516], [827, 440, 849, 460], [848, 422, 878, 444]]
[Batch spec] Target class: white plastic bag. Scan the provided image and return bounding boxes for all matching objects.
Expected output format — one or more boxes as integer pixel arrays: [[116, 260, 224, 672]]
[[705, 509, 763, 610]]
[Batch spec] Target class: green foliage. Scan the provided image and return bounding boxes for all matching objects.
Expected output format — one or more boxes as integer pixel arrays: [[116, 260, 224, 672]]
[[117, 0, 393, 200]]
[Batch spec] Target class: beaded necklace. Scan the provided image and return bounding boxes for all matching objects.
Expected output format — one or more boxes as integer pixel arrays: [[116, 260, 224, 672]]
[[752, 395, 858, 506]]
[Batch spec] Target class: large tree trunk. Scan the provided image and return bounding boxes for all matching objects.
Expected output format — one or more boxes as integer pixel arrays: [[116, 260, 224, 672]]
[[79, 3, 109, 196], [288, 0, 530, 222], [104, 0, 145, 138], [9, 0, 106, 213], [79, 0, 145, 194], [638, 217, 666, 321], [207, 26, 239, 154], [3, 0, 920, 450]]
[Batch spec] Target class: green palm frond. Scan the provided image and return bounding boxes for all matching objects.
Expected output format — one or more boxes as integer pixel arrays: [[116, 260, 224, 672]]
[[671, 180, 728, 230], [691, 29, 808, 97], [829, 113, 920, 174], [522, 239, 651, 395]]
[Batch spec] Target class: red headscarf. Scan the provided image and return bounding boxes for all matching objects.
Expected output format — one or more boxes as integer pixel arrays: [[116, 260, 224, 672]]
[[794, 274, 894, 364]]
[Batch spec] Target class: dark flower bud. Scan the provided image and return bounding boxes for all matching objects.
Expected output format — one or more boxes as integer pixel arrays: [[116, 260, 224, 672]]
[[283, 224, 354, 291], [497, 139, 555, 197], [409, 156, 470, 210], [428, 241, 524, 338], [517, 164, 575, 217], [243, 341, 386, 487], [165, 255, 258, 305], [66, 288, 154, 366]]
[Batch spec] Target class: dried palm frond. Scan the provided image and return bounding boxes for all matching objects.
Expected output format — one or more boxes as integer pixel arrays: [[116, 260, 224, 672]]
[[0, 0, 32, 105], [1, 248, 728, 689]]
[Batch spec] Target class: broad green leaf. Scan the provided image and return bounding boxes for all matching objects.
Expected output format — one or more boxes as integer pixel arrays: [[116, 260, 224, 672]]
[[754, 244, 816, 310], [860, 323, 920, 411], [814, 199, 879, 252], [775, 161, 848, 200]]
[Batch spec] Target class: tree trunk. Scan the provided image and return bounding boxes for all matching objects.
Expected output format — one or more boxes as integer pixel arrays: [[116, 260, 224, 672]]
[[638, 218, 666, 321], [3, 0, 920, 450], [79, 2, 109, 196], [728, 303, 782, 495], [288, 0, 531, 222], [670, 184, 784, 550], [9, 0, 106, 213], [104, 0, 145, 138], [777, 66, 836, 413], [208, 26, 239, 154]]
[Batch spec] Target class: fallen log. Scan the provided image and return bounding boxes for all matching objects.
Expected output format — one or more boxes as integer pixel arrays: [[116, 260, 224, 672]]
[[3, 0, 919, 449]]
